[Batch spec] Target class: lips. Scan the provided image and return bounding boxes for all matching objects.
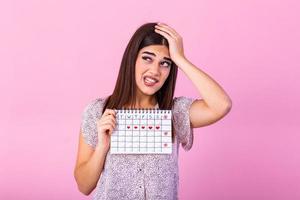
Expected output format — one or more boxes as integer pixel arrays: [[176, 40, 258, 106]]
[[144, 75, 159, 86]]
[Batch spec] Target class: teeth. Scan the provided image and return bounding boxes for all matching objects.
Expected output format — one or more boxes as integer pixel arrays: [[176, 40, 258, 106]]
[[146, 77, 156, 83], [145, 77, 158, 83]]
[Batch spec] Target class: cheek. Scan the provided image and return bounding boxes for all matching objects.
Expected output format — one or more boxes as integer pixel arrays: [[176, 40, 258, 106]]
[[162, 68, 171, 80], [135, 64, 150, 81], [135, 60, 146, 72], [135, 65, 145, 84], [135, 63, 142, 75]]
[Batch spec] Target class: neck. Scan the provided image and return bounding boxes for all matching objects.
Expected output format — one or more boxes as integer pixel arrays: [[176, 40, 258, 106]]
[[124, 95, 158, 109]]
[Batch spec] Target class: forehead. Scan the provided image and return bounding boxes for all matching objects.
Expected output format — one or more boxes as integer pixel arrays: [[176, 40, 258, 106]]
[[138, 45, 170, 58]]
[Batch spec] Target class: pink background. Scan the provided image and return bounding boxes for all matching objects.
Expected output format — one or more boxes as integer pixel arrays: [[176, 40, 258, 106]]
[[1, 0, 299, 199]]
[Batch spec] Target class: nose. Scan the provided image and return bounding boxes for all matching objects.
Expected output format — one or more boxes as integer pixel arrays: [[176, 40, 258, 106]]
[[148, 62, 161, 76]]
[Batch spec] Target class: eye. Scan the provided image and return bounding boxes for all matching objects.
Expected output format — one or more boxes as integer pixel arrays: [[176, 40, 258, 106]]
[[161, 61, 171, 68], [142, 56, 152, 62]]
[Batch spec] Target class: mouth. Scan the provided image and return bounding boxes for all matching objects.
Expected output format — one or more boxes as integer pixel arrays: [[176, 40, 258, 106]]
[[143, 75, 159, 87]]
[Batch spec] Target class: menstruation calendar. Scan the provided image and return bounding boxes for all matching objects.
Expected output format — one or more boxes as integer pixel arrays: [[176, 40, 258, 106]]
[[110, 109, 172, 154]]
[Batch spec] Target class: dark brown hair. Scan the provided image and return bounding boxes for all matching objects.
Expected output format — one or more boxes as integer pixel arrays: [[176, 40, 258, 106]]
[[102, 22, 179, 142]]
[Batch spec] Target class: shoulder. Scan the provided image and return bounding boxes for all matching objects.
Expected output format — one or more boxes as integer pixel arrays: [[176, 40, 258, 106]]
[[85, 97, 106, 108], [173, 96, 195, 104], [172, 96, 197, 112], [82, 96, 108, 117]]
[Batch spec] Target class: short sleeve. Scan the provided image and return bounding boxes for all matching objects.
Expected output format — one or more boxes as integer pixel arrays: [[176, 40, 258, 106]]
[[173, 96, 197, 151], [80, 98, 104, 149]]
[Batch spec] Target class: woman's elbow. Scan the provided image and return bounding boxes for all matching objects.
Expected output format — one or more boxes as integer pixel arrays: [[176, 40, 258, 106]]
[[77, 184, 93, 196], [74, 173, 95, 196]]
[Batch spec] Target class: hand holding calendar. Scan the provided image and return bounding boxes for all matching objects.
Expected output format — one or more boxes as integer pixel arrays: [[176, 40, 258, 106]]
[[96, 109, 117, 151]]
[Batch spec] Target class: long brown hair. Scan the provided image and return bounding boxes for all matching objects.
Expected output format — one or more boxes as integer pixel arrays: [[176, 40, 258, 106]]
[[102, 22, 179, 142]]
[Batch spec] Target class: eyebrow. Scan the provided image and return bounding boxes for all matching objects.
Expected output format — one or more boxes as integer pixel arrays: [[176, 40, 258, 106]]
[[141, 51, 172, 63]]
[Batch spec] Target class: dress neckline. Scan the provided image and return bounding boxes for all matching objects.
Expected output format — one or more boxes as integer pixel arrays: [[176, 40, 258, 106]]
[[120, 103, 159, 109]]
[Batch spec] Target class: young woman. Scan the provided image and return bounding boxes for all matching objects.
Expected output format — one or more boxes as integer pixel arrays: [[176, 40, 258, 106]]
[[74, 22, 232, 200]]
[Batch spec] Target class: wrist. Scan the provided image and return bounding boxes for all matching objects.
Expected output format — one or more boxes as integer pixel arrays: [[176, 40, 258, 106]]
[[95, 144, 109, 153], [173, 55, 187, 67]]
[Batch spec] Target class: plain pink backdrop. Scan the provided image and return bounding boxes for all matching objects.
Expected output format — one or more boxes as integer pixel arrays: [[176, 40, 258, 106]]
[[1, 0, 299, 199]]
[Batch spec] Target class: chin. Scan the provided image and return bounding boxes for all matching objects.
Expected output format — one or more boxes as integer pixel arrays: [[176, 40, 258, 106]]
[[139, 86, 160, 96], [142, 89, 157, 96]]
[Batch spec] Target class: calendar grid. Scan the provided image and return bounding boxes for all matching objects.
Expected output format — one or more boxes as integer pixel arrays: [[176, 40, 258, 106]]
[[110, 109, 172, 154]]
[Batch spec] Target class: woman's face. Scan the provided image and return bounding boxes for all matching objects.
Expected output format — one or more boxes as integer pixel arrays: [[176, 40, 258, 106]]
[[135, 45, 172, 97]]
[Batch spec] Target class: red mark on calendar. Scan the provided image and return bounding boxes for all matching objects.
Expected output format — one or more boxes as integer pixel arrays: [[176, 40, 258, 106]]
[[127, 126, 130, 129], [164, 143, 168, 147], [134, 126, 138, 129], [149, 126, 153, 129], [164, 115, 168, 119], [141, 126, 145, 129], [155, 126, 160, 130], [164, 132, 168, 135]]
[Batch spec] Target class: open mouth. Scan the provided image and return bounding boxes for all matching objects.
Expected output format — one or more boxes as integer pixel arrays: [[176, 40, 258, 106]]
[[143, 76, 159, 87]]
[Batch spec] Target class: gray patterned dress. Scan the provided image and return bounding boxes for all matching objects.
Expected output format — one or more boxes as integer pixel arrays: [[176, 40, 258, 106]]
[[80, 96, 196, 200]]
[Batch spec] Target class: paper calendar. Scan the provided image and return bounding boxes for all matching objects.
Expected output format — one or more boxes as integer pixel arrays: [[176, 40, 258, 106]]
[[110, 109, 172, 154]]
